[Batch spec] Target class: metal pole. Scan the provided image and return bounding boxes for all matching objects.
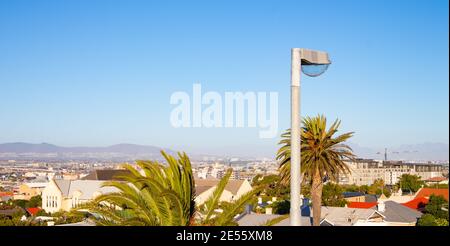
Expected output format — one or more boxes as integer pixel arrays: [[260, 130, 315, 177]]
[[290, 48, 301, 226]]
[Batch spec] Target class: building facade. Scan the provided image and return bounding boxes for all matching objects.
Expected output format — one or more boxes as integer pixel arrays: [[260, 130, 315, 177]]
[[42, 179, 117, 213], [338, 159, 444, 186]]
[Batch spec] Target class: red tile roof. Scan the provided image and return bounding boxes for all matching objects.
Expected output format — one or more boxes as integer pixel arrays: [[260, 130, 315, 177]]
[[0, 192, 13, 197], [26, 207, 41, 216], [415, 188, 449, 201], [402, 197, 429, 211], [347, 202, 378, 209]]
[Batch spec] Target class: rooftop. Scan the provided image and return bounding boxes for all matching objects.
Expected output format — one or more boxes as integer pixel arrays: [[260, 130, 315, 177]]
[[195, 179, 246, 195], [415, 188, 449, 201], [402, 197, 429, 211], [81, 169, 131, 181], [381, 201, 422, 223], [347, 202, 377, 209]]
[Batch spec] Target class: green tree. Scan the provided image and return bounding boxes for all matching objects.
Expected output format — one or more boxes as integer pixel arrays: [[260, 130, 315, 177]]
[[359, 185, 370, 194], [435, 218, 449, 226], [27, 195, 42, 208], [11, 199, 27, 209], [81, 151, 257, 226], [417, 214, 438, 226], [322, 183, 347, 207], [398, 174, 424, 193], [80, 151, 196, 226], [277, 115, 355, 226], [424, 195, 449, 220], [272, 200, 290, 214]]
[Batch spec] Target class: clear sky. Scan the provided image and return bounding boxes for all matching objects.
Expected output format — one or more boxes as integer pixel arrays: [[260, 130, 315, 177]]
[[0, 0, 448, 158]]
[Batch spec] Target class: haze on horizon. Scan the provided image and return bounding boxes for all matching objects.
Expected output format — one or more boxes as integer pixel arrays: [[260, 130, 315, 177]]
[[0, 0, 448, 158]]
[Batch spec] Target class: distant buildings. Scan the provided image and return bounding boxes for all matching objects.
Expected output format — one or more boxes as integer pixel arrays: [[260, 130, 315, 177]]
[[338, 159, 445, 186], [14, 182, 48, 200]]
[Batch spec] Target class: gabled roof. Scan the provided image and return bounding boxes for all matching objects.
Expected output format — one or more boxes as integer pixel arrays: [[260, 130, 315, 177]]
[[26, 207, 41, 216], [415, 188, 448, 201], [402, 197, 429, 211], [81, 169, 131, 181], [318, 206, 384, 226], [236, 213, 284, 226], [53, 179, 118, 199], [54, 179, 71, 196], [195, 179, 246, 195], [348, 202, 377, 209], [381, 201, 422, 223]]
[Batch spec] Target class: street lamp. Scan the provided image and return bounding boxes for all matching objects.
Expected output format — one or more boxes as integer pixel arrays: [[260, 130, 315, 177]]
[[290, 48, 331, 226]]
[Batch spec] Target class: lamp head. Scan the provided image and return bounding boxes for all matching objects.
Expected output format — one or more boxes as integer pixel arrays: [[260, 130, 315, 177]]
[[299, 48, 331, 77]]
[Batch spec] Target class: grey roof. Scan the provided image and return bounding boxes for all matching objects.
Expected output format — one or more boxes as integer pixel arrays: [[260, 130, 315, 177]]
[[273, 217, 312, 226], [381, 201, 422, 223], [194, 179, 247, 195], [236, 213, 312, 226], [343, 192, 365, 198], [365, 194, 378, 203], [237, 213, 283, 226], [54, 179, 118, 199], [56, 219, 96, 226], [54, 179, 71, 196], [81, 169, 131, 181]]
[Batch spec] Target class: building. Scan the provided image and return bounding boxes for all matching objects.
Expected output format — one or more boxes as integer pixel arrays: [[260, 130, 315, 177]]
[[0, 191, 13, 202], [14, 182, 48, 200], [343, 192, 366, 202], [41, 179, 118, 213], [338, 159, 444, 186], [341, 159, 384, 186], [194, 178, 252, 205]]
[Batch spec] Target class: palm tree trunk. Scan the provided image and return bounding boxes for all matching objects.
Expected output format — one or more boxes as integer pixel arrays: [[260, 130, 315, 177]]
[[311, 170, 323, 226]]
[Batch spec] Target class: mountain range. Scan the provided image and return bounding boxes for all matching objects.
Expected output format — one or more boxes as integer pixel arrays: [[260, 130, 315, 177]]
[[0, 142, 172, 155], [0, 142, 448, 162]]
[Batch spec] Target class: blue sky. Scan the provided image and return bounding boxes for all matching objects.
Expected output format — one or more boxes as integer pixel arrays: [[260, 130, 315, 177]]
[[0, 0, 448, 157]]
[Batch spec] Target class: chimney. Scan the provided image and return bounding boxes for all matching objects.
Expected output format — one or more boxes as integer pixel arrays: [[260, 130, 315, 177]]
[[377, 201, 385, 212]]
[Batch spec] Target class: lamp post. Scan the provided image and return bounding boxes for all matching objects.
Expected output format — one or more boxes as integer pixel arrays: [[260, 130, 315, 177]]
[[290, 48, 331, 226]]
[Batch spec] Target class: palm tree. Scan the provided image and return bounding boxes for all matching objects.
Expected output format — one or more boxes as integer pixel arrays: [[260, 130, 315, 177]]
[[197, 169, 260, 226], [79, 151, 195, 226], [80, 151, 257, 226], [276, 115, 355, 226]]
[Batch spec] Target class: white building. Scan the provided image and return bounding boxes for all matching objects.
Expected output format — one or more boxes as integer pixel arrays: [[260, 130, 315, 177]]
[[194, 178, 252, 205], [42, 179, 118, 213]]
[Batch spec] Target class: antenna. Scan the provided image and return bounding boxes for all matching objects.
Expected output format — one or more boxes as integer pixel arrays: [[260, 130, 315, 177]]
[[384, 148, 387, 161]]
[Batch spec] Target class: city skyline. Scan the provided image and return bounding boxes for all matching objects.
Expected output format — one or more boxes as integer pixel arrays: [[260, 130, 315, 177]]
[[1, 0, 448, 158]]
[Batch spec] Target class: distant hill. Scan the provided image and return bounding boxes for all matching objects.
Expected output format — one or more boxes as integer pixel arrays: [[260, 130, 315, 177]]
[[0, 142, 172, 154]]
